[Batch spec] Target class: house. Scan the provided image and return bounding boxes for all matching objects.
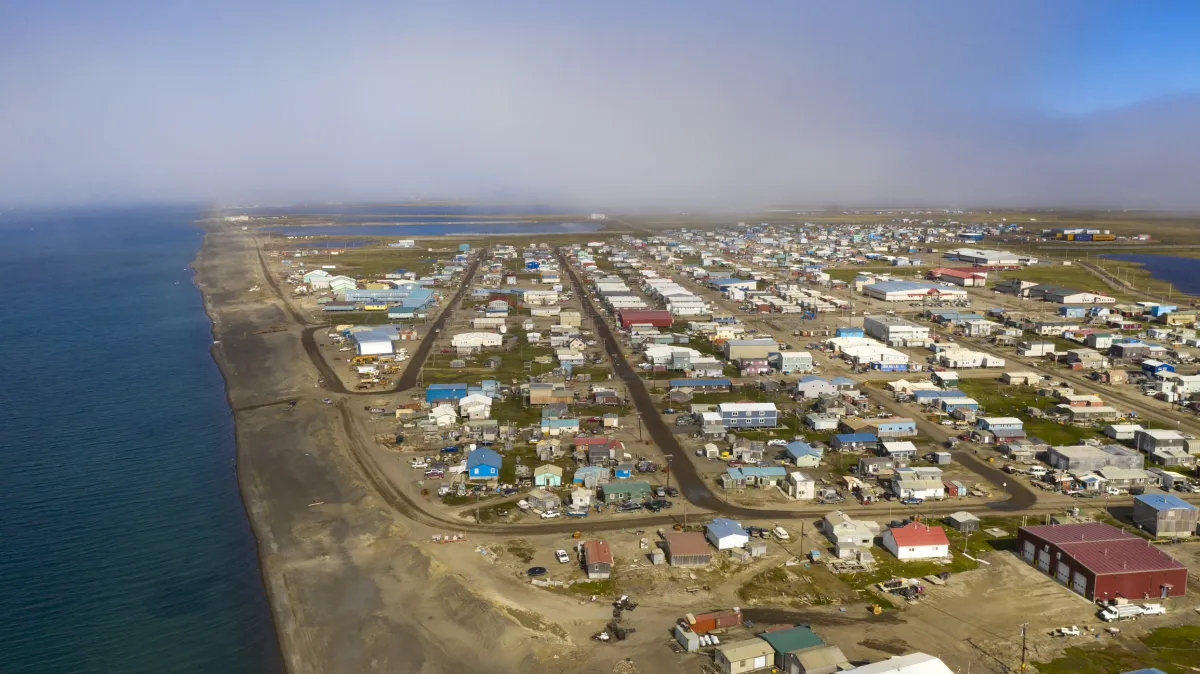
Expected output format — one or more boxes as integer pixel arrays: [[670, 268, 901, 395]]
[[1000, 371, 1041, 385], [714, 638, 776, 674], [892, 467, 946, 500], [787, 472, 815, 500], [756, 626, 834, 674], [831, 433, 878, 452], [1096, 466, 1154, 490], [1047, 444, 1144, 472], [717, 402, 778, 428], [858, 456, 896, 477], [781, 645, 850, 674], [572, 465, 609, 487], [882, 522, 950, 560], [458, 393, 493, 420], [946, 511, 980, 533], [1132, 493, 1198, 538], [528, 382, 574, 405], [822, 511, 881, 554], [975, 417, 1025, 442], [429, 404, 458, 427], [1017, 522, 1188, 600], [527, 487, 560, 512], [785, 441, 823, 467], [707, 518, 750, 550], [1150, 447, 1196, 468], [600, 481, 652, 504], [724, 338, 779, 360], [570, 486, 593, 509], [880, 441, 918, 463], [466, 448, 502, 480], [805, 413, 841, 431], [794, 376, 838, 399], [582, 540, 614, 579], [533, 464, 564, 487], [771, 351, 815, 374], [664, 531, 712, 567]]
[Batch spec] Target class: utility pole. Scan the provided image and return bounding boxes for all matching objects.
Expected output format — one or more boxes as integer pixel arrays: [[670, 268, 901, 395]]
[[1019, 623, 1028, 672]]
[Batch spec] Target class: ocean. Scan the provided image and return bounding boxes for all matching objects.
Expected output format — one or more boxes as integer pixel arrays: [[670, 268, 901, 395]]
[[0, 207, 281, 674], [1102, 253, 1200, 295]]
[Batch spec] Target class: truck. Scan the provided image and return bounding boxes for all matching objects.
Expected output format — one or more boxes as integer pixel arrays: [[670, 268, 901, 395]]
[[1140, 603, 1166, 616], [1099, 605, 1144, 622]]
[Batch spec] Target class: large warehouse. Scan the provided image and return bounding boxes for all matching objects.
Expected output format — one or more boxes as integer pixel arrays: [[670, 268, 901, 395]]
[[944, 248, 1021, 266], [1017, 522, 1187, 600], [863, 315, 931, 345], [863, 281, 968, 302], [617, 309, 673, 328]]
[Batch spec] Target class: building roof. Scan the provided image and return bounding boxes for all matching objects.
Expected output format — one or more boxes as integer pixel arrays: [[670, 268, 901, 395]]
[[888, 522, 949, 547], [669, 378, 732, 387], [664, 531, 709, 556], [707, 517, 747, 540], [1020, 522, 1137, 545], [1135, 493, 1198, 511], [1058, 537, 1188, 575], [466, 447, 502, 469], [757, 625, 823, 654], [929, 267, 986, 279], [600, 481, 652, 495], [716, 402, 778, 413], [834, 433, 878, 443], [583, 539, 613, 564], [715, 638, 775, 661], [844, 653, 954, 674]]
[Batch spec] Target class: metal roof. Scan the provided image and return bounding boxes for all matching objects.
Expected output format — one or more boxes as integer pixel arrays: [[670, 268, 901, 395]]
[[1020, 522, 1136, 545], [707, 517, 747, 540], [757, 625, 823, 654], [664, 531, 709, 555], [1135, 493, 1197, 511], [1058, 537, 1187, 575], [888, 523, 949, 547]]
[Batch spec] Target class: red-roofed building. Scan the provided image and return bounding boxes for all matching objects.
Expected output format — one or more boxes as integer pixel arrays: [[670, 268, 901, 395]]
[[1017, 523, 1187, 600], [582, 540, 613, 579], [882, 522, 950, 559], [617, 309, 674, 328], [927, 268, 988, 287]]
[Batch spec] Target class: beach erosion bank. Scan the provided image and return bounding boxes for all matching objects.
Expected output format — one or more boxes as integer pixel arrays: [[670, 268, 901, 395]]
[[192, 221, 574, 674]]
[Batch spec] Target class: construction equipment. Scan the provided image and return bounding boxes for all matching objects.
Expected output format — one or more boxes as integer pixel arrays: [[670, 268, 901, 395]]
[[350, 355, 378, 365], [572, 531, 582, 539], [871, 604, 883, 615]]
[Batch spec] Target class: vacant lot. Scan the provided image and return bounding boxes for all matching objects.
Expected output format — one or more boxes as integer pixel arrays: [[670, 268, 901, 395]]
[[956, 379, 1103, 445]]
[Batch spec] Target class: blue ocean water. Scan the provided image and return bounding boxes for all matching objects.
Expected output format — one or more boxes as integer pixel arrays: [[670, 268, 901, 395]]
[[266, 221, 601, 237], [1103, 253, 1200, 294], [242, 203, 564, 217], [0, 207, 281, 674]]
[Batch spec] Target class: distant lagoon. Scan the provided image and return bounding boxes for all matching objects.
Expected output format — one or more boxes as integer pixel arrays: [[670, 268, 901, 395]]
[[265, 221, 601, 237], [1102, 253, 1200, 295]]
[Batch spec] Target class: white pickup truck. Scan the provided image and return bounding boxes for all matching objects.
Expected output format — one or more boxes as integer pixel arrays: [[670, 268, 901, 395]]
[[1140, 603, 1167, 616]]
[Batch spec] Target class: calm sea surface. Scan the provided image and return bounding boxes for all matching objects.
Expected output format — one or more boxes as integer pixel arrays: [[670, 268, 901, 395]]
[[0, 207, 281, 674], [1103, 253, 1200, 295]]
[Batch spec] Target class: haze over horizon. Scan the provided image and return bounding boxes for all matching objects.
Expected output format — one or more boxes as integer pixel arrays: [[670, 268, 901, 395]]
[[2, 1, 1198, 210]]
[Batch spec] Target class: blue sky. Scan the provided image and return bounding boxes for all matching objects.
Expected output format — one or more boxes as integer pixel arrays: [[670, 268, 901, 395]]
[[0, 1, 1197, 207]]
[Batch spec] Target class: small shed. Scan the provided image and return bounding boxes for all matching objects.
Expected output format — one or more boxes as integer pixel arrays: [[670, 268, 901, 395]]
[[946, 511, 980, 533], [931, 451, 952, 465], [747, 540, 768, 557]]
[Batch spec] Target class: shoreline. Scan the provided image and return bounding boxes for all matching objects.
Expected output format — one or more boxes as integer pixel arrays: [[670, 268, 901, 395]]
[[192, 220, 293, 674]]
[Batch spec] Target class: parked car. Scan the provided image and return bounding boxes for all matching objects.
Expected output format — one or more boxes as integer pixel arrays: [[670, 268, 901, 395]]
[[900, 497, 924, 505], [540, 510, 562, 519], [555, 549, 570, 564]]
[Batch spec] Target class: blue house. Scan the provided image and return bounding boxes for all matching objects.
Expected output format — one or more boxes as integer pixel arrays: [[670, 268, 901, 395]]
[[1058, 305, 1087, 319], [834, 327, 864, 338], [785, 441, 823, 467], [427, 383, 468, 403], [480, 379, 501, 398], [573, 465, 609, 485], [976, 417, 1025, 441], [831, 433, 878, 452], [1148, 305, 1176, 317], [829, 376, 857, 390], [939, 397, 979, 412], [1142, 359, 1175, 375], [913, 389, 963, 403], [466, 448, 501, 480]]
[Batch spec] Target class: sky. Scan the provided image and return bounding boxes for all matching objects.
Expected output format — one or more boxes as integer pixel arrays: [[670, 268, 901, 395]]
[[1, 0, 1198, 210]]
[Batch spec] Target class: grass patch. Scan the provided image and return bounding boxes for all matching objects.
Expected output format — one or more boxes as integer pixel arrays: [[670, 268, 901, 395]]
[[1035, 625, 1200, 674], [736, 566, 839, 607], [956, 379, 1102, 445], [839, 549, 979, 591], [505, 540, 536, 564]]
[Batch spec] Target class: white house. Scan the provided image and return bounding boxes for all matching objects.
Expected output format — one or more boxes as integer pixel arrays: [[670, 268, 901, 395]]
[[787, 472, 815, 500], [451, 332, 504, 350], [458, 393, 493, 420], [430, 404, 458, 427], [881, 522, 950, 560]]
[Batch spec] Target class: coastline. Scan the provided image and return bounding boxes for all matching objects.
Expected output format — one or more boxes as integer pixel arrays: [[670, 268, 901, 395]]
[[192, 220, 295, 674], [189, 219, 592, 674]]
